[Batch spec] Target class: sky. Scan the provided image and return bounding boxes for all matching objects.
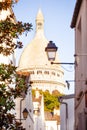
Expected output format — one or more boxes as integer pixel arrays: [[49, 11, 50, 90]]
[[13, 0, 76, 94]]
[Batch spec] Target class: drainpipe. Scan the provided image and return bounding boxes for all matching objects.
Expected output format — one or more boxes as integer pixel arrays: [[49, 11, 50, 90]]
[[58, 96, 68, 130], [20, 98, 24, 122]]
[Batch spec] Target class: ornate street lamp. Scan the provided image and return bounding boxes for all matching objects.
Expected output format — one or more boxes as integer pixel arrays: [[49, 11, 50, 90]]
[[45, 41, 75, 65], [22, 108, 29, 119], [45, 41, 58, 61]]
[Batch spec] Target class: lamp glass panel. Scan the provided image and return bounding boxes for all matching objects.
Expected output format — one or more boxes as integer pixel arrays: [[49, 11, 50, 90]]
[[23, 109, 28, 119], [47, 51, 56, 61], [23, 112, 28, 119]]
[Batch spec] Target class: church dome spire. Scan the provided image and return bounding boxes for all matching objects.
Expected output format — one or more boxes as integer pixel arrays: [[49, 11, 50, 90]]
[[17, 9, 62, 70], [35, 9, 44, 33], [17, 9, 65, 93]]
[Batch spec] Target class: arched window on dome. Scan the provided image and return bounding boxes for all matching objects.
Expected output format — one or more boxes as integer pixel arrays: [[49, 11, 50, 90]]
[[44, 71, 49, 75], [29, 71, 34, 74], [57, 73, 60, 77], [51, 71, 55, 76], [37, 70, 42, 74]]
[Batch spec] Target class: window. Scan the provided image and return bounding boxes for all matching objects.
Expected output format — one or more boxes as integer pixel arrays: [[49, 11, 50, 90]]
[[52, 72, 55, 76], [44, 71, 49, 74], [37, 71, 42, 74], [37, 22, 42, 29], [29, 71, 34, 74]]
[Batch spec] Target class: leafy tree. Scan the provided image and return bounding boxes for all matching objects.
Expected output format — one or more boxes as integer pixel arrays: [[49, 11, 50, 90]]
[[43, 91, 62, 112], [32, 89, 63, 112], [0, 0, 32, 129]]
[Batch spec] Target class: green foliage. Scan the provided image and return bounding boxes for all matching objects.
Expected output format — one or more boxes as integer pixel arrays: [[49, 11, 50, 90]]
[[0, 16, 32, 55], [32, 89, 63, 112], [0, 0, 18, 10], [43, 91, 63, 112], [0, 64, 28, 129], [0, 1, 32, 129], [32, 89, 35, 97]]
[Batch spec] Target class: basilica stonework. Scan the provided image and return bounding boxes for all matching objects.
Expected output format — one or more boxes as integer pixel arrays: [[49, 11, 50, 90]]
[[17, 9, 66, 130]]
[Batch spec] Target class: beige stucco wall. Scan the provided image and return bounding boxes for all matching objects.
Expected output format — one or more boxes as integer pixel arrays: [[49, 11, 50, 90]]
[[75, 0, 87, 128]]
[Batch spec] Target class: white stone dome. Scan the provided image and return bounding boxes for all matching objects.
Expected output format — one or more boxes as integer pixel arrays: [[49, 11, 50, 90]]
[[17, 9, 66, 93], [17, 9, 62, 74]]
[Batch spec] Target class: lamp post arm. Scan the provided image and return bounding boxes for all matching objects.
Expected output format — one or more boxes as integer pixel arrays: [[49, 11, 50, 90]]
[[20, 98, 24, 122], [51, 62, 75, 65]]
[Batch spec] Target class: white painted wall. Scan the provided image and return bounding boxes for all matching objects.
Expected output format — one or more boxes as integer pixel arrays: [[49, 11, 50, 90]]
[[45, 121, 58, 130], [15, 86, 34, 130], [60, 96, 74, 130]]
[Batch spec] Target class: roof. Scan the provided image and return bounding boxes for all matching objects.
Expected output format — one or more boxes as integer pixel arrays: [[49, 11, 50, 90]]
[[45, 111, 60, 123], [71, 0, 82, 28]]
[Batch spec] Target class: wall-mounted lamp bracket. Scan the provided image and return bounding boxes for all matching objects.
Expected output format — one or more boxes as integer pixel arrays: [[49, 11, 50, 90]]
[[51, 62, 75, 65]]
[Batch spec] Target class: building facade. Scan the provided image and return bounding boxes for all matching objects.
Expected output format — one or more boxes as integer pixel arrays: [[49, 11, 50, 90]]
[[15, 84, 34, 130], [59, 94, 74, 130], [17, 9, 66, 130], [71, 0, 87, 130]]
